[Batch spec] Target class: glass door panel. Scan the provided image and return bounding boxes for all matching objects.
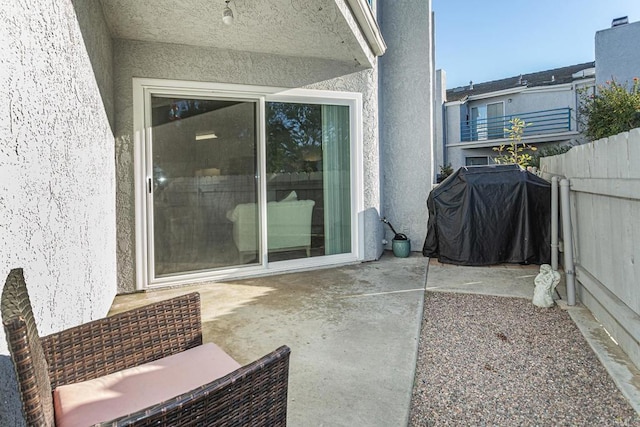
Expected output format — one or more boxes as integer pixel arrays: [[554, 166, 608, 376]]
[[487, 102, 505, 139], [471, 105, 487, 140], [149, 96, 259, 277], [265, 102, 351, 262]]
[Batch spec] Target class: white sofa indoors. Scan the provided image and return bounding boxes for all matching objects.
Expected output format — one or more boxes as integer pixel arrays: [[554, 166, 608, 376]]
[[226, 192, 315, 263]]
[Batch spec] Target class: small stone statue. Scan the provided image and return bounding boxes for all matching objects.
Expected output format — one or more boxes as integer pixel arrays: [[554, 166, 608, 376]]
[[532, 264, 561, 308]]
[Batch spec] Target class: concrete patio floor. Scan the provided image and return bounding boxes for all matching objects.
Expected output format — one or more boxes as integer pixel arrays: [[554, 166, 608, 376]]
[[110, 253, 640, 424], [110, 252, 429, 426]]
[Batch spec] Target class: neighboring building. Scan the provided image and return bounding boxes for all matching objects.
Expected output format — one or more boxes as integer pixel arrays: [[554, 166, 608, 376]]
[[435, 62, 595, 173], [596, 18, 640, 87], [1, 1, 434, 423]]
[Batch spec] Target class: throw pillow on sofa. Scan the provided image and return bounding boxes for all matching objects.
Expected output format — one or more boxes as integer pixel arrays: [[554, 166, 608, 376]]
[[280, 191, 298, 202]]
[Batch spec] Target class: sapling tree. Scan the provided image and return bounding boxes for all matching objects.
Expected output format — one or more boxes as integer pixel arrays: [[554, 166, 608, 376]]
[[492, 117, 536, 167]]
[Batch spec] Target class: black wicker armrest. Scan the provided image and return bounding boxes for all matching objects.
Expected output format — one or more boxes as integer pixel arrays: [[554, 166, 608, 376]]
[[97, 345, 291, 427], [41, 292, 203, 388]]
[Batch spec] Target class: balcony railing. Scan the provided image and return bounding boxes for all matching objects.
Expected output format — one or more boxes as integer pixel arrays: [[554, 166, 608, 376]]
[[460, 107, 572, 142]]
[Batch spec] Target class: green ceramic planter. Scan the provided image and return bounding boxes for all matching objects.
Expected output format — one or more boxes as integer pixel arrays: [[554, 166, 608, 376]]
[[392, 238, 411, 258]]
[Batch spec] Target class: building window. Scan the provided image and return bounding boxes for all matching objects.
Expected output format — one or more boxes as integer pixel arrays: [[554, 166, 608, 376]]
[[468, 102, 505, 141], [465, 156, 489, 166]]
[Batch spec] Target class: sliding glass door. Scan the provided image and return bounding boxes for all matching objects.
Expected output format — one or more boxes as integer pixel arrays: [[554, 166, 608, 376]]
[[149, 96, 259, 277], [135, 80, 360, 287], [471, 102, 504, 140], [265, 102, 351, 262]]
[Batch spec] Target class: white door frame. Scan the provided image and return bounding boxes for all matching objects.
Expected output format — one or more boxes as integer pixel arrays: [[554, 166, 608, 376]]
[[133, 78, 363, 290]]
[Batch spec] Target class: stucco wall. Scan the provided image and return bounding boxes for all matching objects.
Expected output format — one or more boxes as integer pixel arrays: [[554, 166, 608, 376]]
[[379, 0, 434, 250], [445, 104, 463, 161], [434, 70, 447, 172], [505, 88, 575, 120], [70, 0, 115, 129], [113, 39, 381, 293], [0, 0, 117, 425], [596, 21, 640, 87]]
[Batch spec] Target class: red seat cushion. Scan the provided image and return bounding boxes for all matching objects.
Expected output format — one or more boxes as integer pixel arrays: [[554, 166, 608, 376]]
[[53, 343, 241, 427]]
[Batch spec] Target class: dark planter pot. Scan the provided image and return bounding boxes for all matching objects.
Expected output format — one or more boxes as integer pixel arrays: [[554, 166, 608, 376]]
[[392, 238, 411, 258]]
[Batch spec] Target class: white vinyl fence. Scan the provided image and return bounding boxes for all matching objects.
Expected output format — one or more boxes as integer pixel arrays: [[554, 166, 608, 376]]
[[541, 128, 640, 370]]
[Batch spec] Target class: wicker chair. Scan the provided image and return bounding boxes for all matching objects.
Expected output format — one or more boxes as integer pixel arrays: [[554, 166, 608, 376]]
[[2, 268, 290, 426]]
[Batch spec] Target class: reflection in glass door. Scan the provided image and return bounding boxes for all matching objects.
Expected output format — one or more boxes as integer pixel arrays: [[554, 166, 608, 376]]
[[265, 102, 351, 262], [149, 96, 258, 277]]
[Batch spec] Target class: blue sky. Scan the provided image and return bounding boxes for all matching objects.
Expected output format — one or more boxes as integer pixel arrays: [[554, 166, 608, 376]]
[[433, 0, 640, 89]]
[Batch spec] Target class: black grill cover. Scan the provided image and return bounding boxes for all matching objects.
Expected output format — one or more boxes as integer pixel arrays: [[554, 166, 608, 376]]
[[423, 164, 551, 265]]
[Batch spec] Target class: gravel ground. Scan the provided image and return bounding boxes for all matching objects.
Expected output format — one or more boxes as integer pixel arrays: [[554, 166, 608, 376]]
[[410, 292, 640, 426]]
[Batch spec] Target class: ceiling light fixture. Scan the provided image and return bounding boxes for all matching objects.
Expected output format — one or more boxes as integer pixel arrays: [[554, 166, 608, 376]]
[[222, 1, 234, 25]]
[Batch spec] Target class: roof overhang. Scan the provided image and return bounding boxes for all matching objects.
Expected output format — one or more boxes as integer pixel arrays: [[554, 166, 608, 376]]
[[447, 77, 597, 105], [345, 0, 386, 56], [99, 0, 385, 69]]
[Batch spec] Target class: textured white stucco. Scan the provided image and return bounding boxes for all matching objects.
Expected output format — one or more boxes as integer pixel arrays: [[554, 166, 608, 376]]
[[113, 39, 382, 293], [71, 0, 115, 128], [100, 0, 374, 68], [596, 21, 640, 87], [0, 1, 117, 425], [379, 0, 434, 251], [434, 70, 447, 172]]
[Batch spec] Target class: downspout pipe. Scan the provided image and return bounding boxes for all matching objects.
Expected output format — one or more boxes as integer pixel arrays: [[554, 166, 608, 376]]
[[560, 179, 576, 305], [551, 176, 559, 271]]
